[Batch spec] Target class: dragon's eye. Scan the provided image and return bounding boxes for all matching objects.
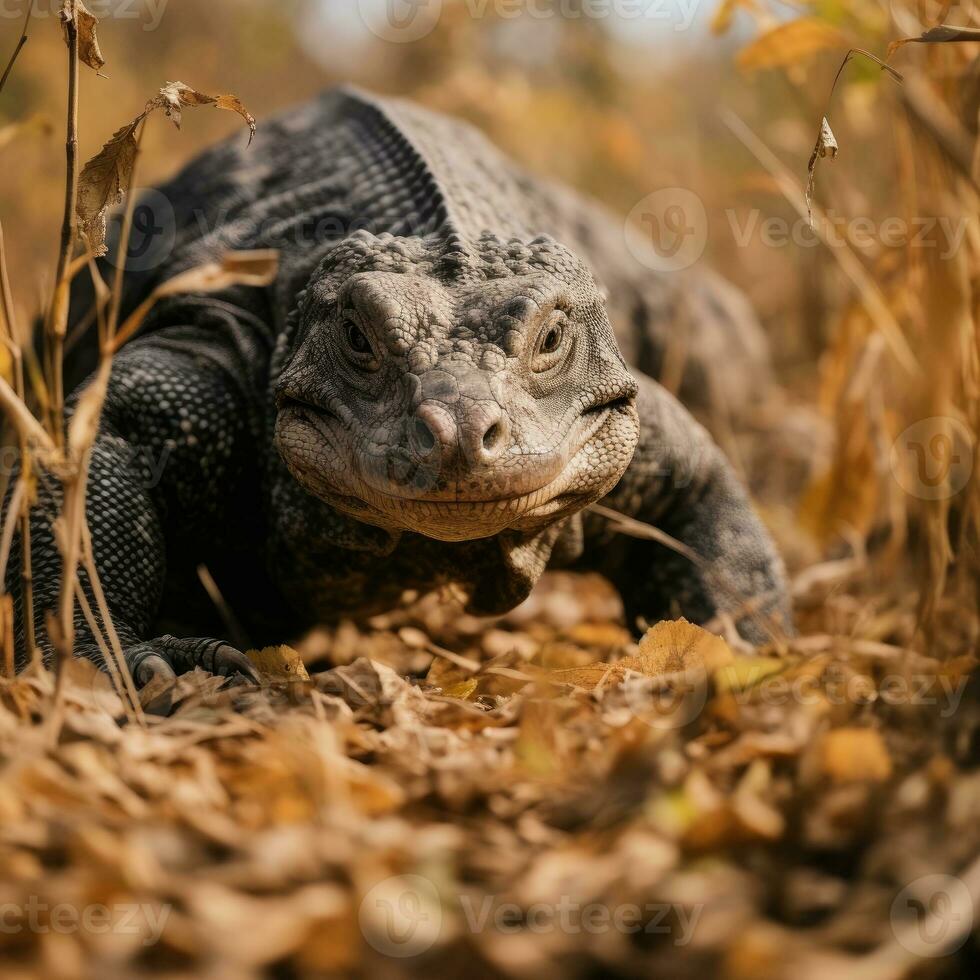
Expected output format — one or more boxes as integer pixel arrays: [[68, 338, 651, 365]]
[[540, 323, 563, 354], [344, 317, 372, 355], [532, 311, 569, 372]]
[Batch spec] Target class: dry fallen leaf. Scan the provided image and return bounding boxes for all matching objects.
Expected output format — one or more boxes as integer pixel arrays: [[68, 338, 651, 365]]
[[537, 662, 621, 691], [819, 728, 893, 783], [440, 678, 479, 700], [715, 656, 787, 694], [533, 620, 733, 693], [625, 618, 735, 675], [246, 646, 310, 684]]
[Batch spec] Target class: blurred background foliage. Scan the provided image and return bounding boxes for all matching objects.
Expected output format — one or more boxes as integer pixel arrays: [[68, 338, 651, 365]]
[[0, 0, 915, 376]]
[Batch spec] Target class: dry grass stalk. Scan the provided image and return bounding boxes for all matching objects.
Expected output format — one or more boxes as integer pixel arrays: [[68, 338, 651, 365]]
[[46, 0, 81, 449], [0, 2, 31, 96], [0, 7, 261, 719]]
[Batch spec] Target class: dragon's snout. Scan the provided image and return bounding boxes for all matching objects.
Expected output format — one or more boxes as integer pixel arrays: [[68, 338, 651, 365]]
[[406, 363, 512, 474]]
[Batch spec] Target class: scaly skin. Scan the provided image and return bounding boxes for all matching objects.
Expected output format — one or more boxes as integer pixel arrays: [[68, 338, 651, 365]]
[[5, 88, 790, 693]]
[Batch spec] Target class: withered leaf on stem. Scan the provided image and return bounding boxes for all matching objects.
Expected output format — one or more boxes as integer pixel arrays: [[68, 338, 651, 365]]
[[806, 117, 838, 222], [803, 49, 901, 223], [155, 81, 256, 141], [61, 0, 105, 73], [889, 25, 980, 58], [75, 122, 139, 259], [77, 82, 256, 256]]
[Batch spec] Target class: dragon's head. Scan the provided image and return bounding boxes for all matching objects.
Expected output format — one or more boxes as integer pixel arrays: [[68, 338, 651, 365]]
[[274, 230, 639, 541]]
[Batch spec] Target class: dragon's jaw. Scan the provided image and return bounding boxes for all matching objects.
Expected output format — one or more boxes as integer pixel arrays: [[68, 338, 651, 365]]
[[275, 398, 638, 541]]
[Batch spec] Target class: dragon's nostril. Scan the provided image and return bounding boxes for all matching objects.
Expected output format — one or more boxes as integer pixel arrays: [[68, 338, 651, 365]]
[[483, 422, 503, 452], [414, 417, 436, 453]]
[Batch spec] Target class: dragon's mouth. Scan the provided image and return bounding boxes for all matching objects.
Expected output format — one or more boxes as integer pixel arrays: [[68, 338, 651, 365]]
[[276, 398, 638, 541]]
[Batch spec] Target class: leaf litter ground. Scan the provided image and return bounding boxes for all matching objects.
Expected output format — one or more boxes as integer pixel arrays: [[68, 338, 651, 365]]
[[0, 561, 977, 979]]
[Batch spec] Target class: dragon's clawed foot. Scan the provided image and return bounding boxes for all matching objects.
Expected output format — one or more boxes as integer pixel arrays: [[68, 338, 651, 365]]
[[126, 635, 260, 714]]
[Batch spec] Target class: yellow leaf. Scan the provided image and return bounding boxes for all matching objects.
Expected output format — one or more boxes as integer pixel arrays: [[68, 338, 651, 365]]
[[737, 19, 849, 72], [714, 656, 787, 693], [441, 679, 478, 701], [246, 645, 310, 683], [564, 622, 633, 649], [819, 728, 892, 783], [537, 663, 621, 691], [624, 619, 734, 676]]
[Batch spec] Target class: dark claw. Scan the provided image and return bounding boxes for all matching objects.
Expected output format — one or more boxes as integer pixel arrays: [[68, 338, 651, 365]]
[[125, 636, 259, 714], [135, 653, 177, 715], [204, 644, 261, 685]]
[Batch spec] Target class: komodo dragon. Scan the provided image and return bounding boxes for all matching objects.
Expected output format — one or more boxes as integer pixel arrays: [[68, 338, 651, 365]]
[[6, 87, 790, 689]]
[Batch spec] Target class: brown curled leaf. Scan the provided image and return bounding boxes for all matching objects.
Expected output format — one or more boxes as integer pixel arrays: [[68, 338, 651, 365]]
[[806, 117, 838, 222], [153, 81, 256, 143], [61, 0, 105, 72], [76, 121, 139, 257]]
